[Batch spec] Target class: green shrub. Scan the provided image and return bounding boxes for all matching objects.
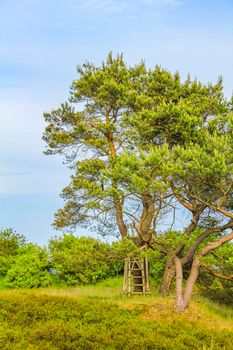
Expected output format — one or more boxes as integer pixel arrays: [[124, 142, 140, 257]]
[[4, 244, 52, 289], [49, 235, 120, 285], [0, 229, 27, 279], [48, 235, 143, 286]]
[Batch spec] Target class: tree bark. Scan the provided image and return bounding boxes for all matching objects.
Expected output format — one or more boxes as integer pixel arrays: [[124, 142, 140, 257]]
[[182, 256, 200, 310], [181, 219, 233, 266], [137, 193, 155, 243], [160, 244, 185, 296], [160, 258, 176, 296], [174, 256, 185, 313], [113, 193, 128, 237]]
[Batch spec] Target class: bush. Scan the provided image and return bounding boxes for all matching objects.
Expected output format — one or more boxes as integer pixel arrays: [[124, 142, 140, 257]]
[[5, 244, 52, 289], [49, 235, 120, 285], [49, 235, 143, 286], [0, 229, 27, 279]]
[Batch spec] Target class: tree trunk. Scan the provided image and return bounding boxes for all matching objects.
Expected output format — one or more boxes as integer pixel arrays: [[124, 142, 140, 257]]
[[172, 231, 233, 312], [183, 257, 200, 310], [173, 256, 200, 313], [174, 256, 185, 313], [161, 192, 205, 296], [160, 244, 185, 295], [160, 258, 176, 296]]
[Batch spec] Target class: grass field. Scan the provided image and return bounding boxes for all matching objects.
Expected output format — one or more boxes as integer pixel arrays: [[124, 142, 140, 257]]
[[0, 278, 232, 350]]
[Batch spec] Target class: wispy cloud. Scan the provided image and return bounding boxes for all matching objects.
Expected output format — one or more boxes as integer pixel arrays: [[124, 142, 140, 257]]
[[62, 0, 181, 22], [77, 0, 130, 15], [0, 172, 32, 176], [142, 0, 181, 4]]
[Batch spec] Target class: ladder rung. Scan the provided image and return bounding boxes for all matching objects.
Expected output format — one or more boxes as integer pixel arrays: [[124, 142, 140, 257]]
[[130, 274, 145, 277]]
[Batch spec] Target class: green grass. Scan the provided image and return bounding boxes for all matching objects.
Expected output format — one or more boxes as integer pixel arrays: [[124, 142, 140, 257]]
[[0, 279, 232, 350]]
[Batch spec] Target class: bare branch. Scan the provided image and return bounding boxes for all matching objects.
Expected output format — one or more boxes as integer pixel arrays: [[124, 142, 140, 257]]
[[201, 264, 233, 281]]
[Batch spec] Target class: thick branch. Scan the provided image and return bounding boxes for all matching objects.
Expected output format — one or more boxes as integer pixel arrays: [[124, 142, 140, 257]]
[[185, 205, 206, 235], [201, 230, 233, 256], [181, 219, 233, 266], [171, 183, 194, 212]]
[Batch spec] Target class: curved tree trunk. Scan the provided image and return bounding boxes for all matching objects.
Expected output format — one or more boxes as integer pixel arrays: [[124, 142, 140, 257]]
[[173, 230, 233, 312], [182, 257, 200, 310], [160, 244, 185, 296], [173, 255, 200, 313], [105, 111, 128, 238], [160, 258, 176, 295], [159, 207, 222, 296], [174, 256, 185, 313]]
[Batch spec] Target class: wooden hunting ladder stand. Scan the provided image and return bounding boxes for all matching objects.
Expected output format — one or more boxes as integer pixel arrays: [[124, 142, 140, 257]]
[[123, 257, 150, 296]]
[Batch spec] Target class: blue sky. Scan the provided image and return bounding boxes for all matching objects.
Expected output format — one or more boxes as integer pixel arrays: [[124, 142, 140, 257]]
[[1, 0, 233, 244]]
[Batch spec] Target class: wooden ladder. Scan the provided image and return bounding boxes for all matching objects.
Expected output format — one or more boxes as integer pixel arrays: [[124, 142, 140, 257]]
[[122, 257, 150, 296]]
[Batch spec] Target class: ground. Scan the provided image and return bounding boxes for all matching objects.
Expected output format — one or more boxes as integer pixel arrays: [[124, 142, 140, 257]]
[[0, 278, 232, 350]]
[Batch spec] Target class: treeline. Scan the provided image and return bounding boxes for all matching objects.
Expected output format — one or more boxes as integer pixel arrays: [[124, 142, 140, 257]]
[[0, 228, 141, 289], [1, 228, 232, 305]]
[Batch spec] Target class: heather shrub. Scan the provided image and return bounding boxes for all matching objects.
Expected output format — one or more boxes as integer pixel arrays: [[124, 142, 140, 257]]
[[0, 292, 232, 350]]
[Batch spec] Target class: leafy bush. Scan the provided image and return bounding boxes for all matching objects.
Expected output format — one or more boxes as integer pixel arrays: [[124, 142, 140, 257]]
[[48, 235, 143, 286], [0, 228, 27, 279], [49, 235, 119, 285], [4, 244, 52, 289], [147, 249, 167, 284]]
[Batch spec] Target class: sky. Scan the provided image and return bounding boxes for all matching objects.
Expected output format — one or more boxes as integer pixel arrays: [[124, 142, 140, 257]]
[[1, 0, 233, 245]]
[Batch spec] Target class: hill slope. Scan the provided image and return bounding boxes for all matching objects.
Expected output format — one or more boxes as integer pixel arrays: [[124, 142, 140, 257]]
[[0, 285, 232, 350]]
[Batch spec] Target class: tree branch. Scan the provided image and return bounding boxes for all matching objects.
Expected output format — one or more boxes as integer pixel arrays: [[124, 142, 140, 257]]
[[171, 183, 194, 212], [201, 230, 233, 256], [201, 264, 233, 281], [181, 219, 233, 266]]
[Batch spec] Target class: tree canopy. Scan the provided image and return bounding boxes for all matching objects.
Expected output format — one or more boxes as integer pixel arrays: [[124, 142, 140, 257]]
[[43, 53, 233, 311]]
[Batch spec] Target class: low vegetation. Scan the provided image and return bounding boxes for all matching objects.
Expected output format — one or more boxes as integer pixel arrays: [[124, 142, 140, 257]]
[[0, 282, 232, 350], [1, 228, 232, 348]]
